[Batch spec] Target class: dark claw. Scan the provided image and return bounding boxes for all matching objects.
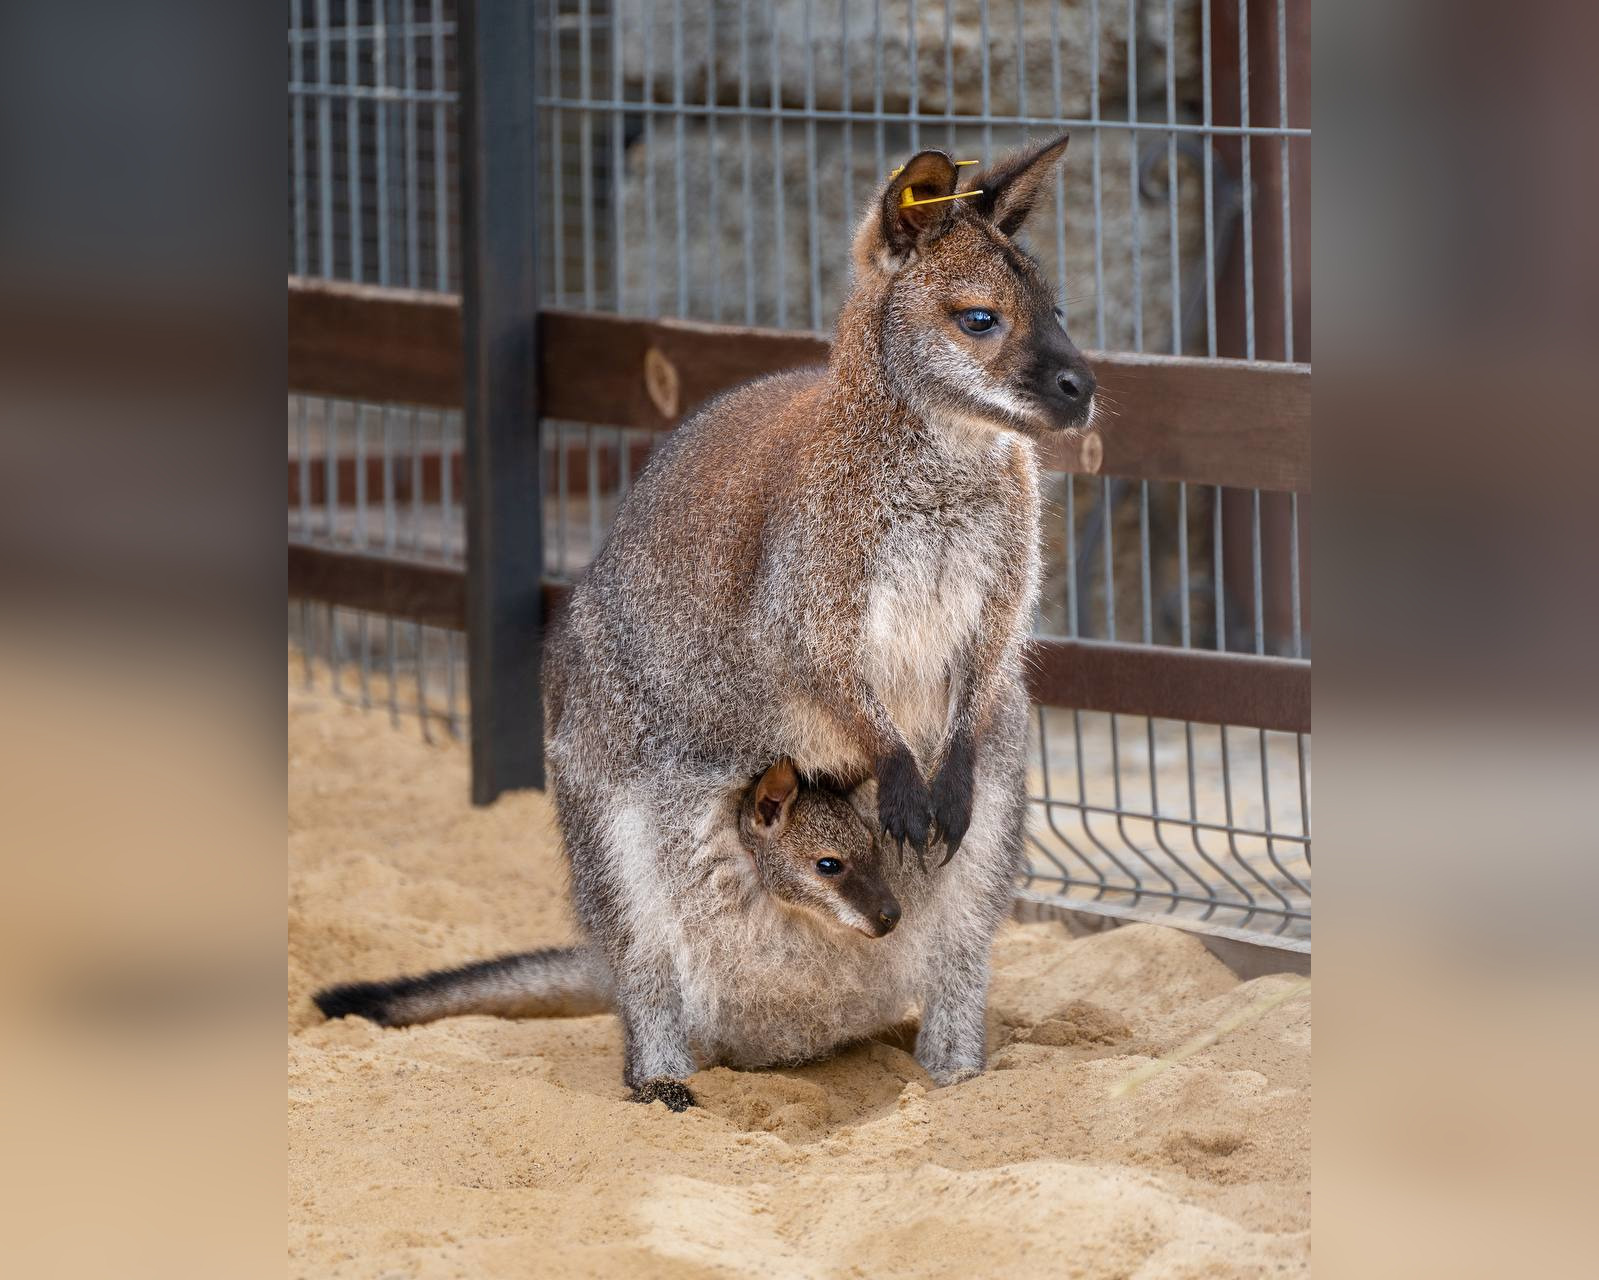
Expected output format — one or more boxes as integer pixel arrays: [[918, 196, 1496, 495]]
[[932, 813, 965, 867], [876, 746, 932, 866], [891, 833, 927, 873], [929, 731, 976, 868]]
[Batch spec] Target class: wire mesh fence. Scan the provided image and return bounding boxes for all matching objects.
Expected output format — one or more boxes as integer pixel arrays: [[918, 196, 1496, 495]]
[[287, 1, 466, 734], [288, 0, 1310, 946], [287, 392, 468, 737], [287, 0, 460, 291]]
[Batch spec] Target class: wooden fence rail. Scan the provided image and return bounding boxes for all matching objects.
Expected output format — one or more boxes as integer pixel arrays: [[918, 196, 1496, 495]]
[[289, 278, 1311, 494], [288, 279, 1311, 737], [289, 540, 1310, 735]]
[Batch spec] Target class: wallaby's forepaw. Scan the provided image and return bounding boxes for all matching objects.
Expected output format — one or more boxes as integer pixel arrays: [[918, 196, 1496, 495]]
[[876, 748, 932, 868], [929, 732, 975, 866], [630, 1078, 697, 1112]]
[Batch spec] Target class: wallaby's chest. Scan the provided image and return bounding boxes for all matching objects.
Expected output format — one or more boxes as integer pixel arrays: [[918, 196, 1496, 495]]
[[861, 457, 1033, 752], [864, 523, 989, 744]]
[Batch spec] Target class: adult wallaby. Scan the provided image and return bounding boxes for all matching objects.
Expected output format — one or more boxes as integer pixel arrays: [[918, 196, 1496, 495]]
[[315, 761, 902, 1110], [542, 137, 1096, 1108]]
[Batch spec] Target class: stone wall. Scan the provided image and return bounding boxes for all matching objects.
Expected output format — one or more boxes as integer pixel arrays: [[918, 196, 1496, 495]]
[[603, 2, 1209, 354], [617, 117, 1208, 355], [616, 1, 1201, 118]]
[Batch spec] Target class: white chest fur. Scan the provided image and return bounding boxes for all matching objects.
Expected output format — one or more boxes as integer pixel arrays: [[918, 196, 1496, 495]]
[[862, 437, 1025, 759], [863, 542, 989, 758]]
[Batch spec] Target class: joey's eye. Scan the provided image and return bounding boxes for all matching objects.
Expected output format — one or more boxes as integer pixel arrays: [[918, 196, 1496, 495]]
[[956, 308, 999, 335], [816, 857, 843, 876]]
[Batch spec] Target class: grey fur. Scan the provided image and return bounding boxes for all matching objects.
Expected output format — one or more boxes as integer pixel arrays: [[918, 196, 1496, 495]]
[[312, 947, 611, 1026], [315, 141, 1090, 1106], [311, 776, 912, 1040], [541, 142, 1087, 1095]]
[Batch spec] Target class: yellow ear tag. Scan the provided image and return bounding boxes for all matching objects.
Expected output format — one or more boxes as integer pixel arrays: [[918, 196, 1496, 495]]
[[888, 159, 979, 179], [899, 186, 984, 209]]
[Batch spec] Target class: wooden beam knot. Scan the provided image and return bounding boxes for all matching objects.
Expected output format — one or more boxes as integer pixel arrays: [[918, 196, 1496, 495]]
[[643, 346, 680, 420]]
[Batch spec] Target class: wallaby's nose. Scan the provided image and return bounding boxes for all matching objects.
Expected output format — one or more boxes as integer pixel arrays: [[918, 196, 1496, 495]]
[[876, 902, 901, 935], [1056, 367, 1094, 405]]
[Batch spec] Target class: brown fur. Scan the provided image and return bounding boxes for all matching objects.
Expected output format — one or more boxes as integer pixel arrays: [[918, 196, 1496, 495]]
[[738, 759, 902, 938], [327, 139, 1098, 1107], [542, 138, 1096, 1101]]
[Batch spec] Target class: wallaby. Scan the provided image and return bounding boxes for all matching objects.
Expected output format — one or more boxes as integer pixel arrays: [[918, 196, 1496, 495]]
[[314, 760, 898, 1029], [311, 760, 914, 1105], [734, 758, 903, 938], [538, 137, 1096, 1108]]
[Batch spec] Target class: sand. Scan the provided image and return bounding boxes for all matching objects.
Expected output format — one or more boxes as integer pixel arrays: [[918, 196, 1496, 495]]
[[288, 675, 1311, 1278]]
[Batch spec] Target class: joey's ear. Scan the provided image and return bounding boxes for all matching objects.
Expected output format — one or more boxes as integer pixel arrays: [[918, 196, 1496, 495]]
[[853, 149, 961, 273], [964, 134, 1070, 238], [751, 758, 800, 835]]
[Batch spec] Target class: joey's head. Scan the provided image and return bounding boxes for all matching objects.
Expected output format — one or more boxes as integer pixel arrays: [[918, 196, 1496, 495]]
[[738, 759, 902, 939], [848, 136, 1097, 441]]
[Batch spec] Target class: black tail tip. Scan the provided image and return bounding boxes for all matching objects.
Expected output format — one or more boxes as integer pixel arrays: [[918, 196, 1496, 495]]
[[312, 980, 398, 1025]]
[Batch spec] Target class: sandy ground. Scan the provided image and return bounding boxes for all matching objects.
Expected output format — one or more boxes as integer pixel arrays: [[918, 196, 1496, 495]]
[[288, 676, 1310, 1278]]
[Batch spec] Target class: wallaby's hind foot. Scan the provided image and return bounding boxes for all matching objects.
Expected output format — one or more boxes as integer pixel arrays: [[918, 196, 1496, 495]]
[[930, 1065, 983, 1088], [630, 1078, 697, 1112], [313, 947, 611, 1028]]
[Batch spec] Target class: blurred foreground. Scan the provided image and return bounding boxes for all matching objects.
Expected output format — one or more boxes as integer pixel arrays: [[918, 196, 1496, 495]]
[[0, 0, 1595, 1273]]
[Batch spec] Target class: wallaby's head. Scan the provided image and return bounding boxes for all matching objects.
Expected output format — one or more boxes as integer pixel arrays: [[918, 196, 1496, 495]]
[[848, 135, 1096, 441], [738, 759, 902, 939]]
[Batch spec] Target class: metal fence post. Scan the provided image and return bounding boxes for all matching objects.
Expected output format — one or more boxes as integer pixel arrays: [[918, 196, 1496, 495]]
[[459, 0, 545, 802]]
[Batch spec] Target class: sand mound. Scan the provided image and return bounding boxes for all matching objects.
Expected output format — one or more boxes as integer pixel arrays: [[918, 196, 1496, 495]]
[[288, 676, 1310, 1277]]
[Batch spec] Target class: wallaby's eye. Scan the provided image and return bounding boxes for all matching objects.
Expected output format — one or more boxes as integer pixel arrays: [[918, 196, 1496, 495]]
[[815, 857, 843, 876], [956, 308, 999, 335]]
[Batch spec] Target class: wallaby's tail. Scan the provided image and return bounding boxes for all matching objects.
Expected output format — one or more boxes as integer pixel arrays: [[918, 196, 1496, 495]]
[[312, 947, 612, 1027]]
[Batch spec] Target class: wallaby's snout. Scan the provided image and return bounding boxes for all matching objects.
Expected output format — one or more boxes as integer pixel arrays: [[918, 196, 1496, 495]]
[[1041, 331, 1097, 430], [1019, 304, 1097, 431], [874, 899, 902, 936]]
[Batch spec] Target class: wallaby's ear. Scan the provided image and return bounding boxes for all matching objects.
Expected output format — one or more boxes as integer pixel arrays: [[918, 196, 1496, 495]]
[[964, 134, 1070, 238], [751, 758, 800, 835], [853, 149, 961, 273]]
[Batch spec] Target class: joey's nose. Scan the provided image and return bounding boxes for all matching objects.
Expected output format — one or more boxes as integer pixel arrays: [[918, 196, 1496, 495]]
[[1056, 367, 1094, 404], [876, 902, 901, 935]]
